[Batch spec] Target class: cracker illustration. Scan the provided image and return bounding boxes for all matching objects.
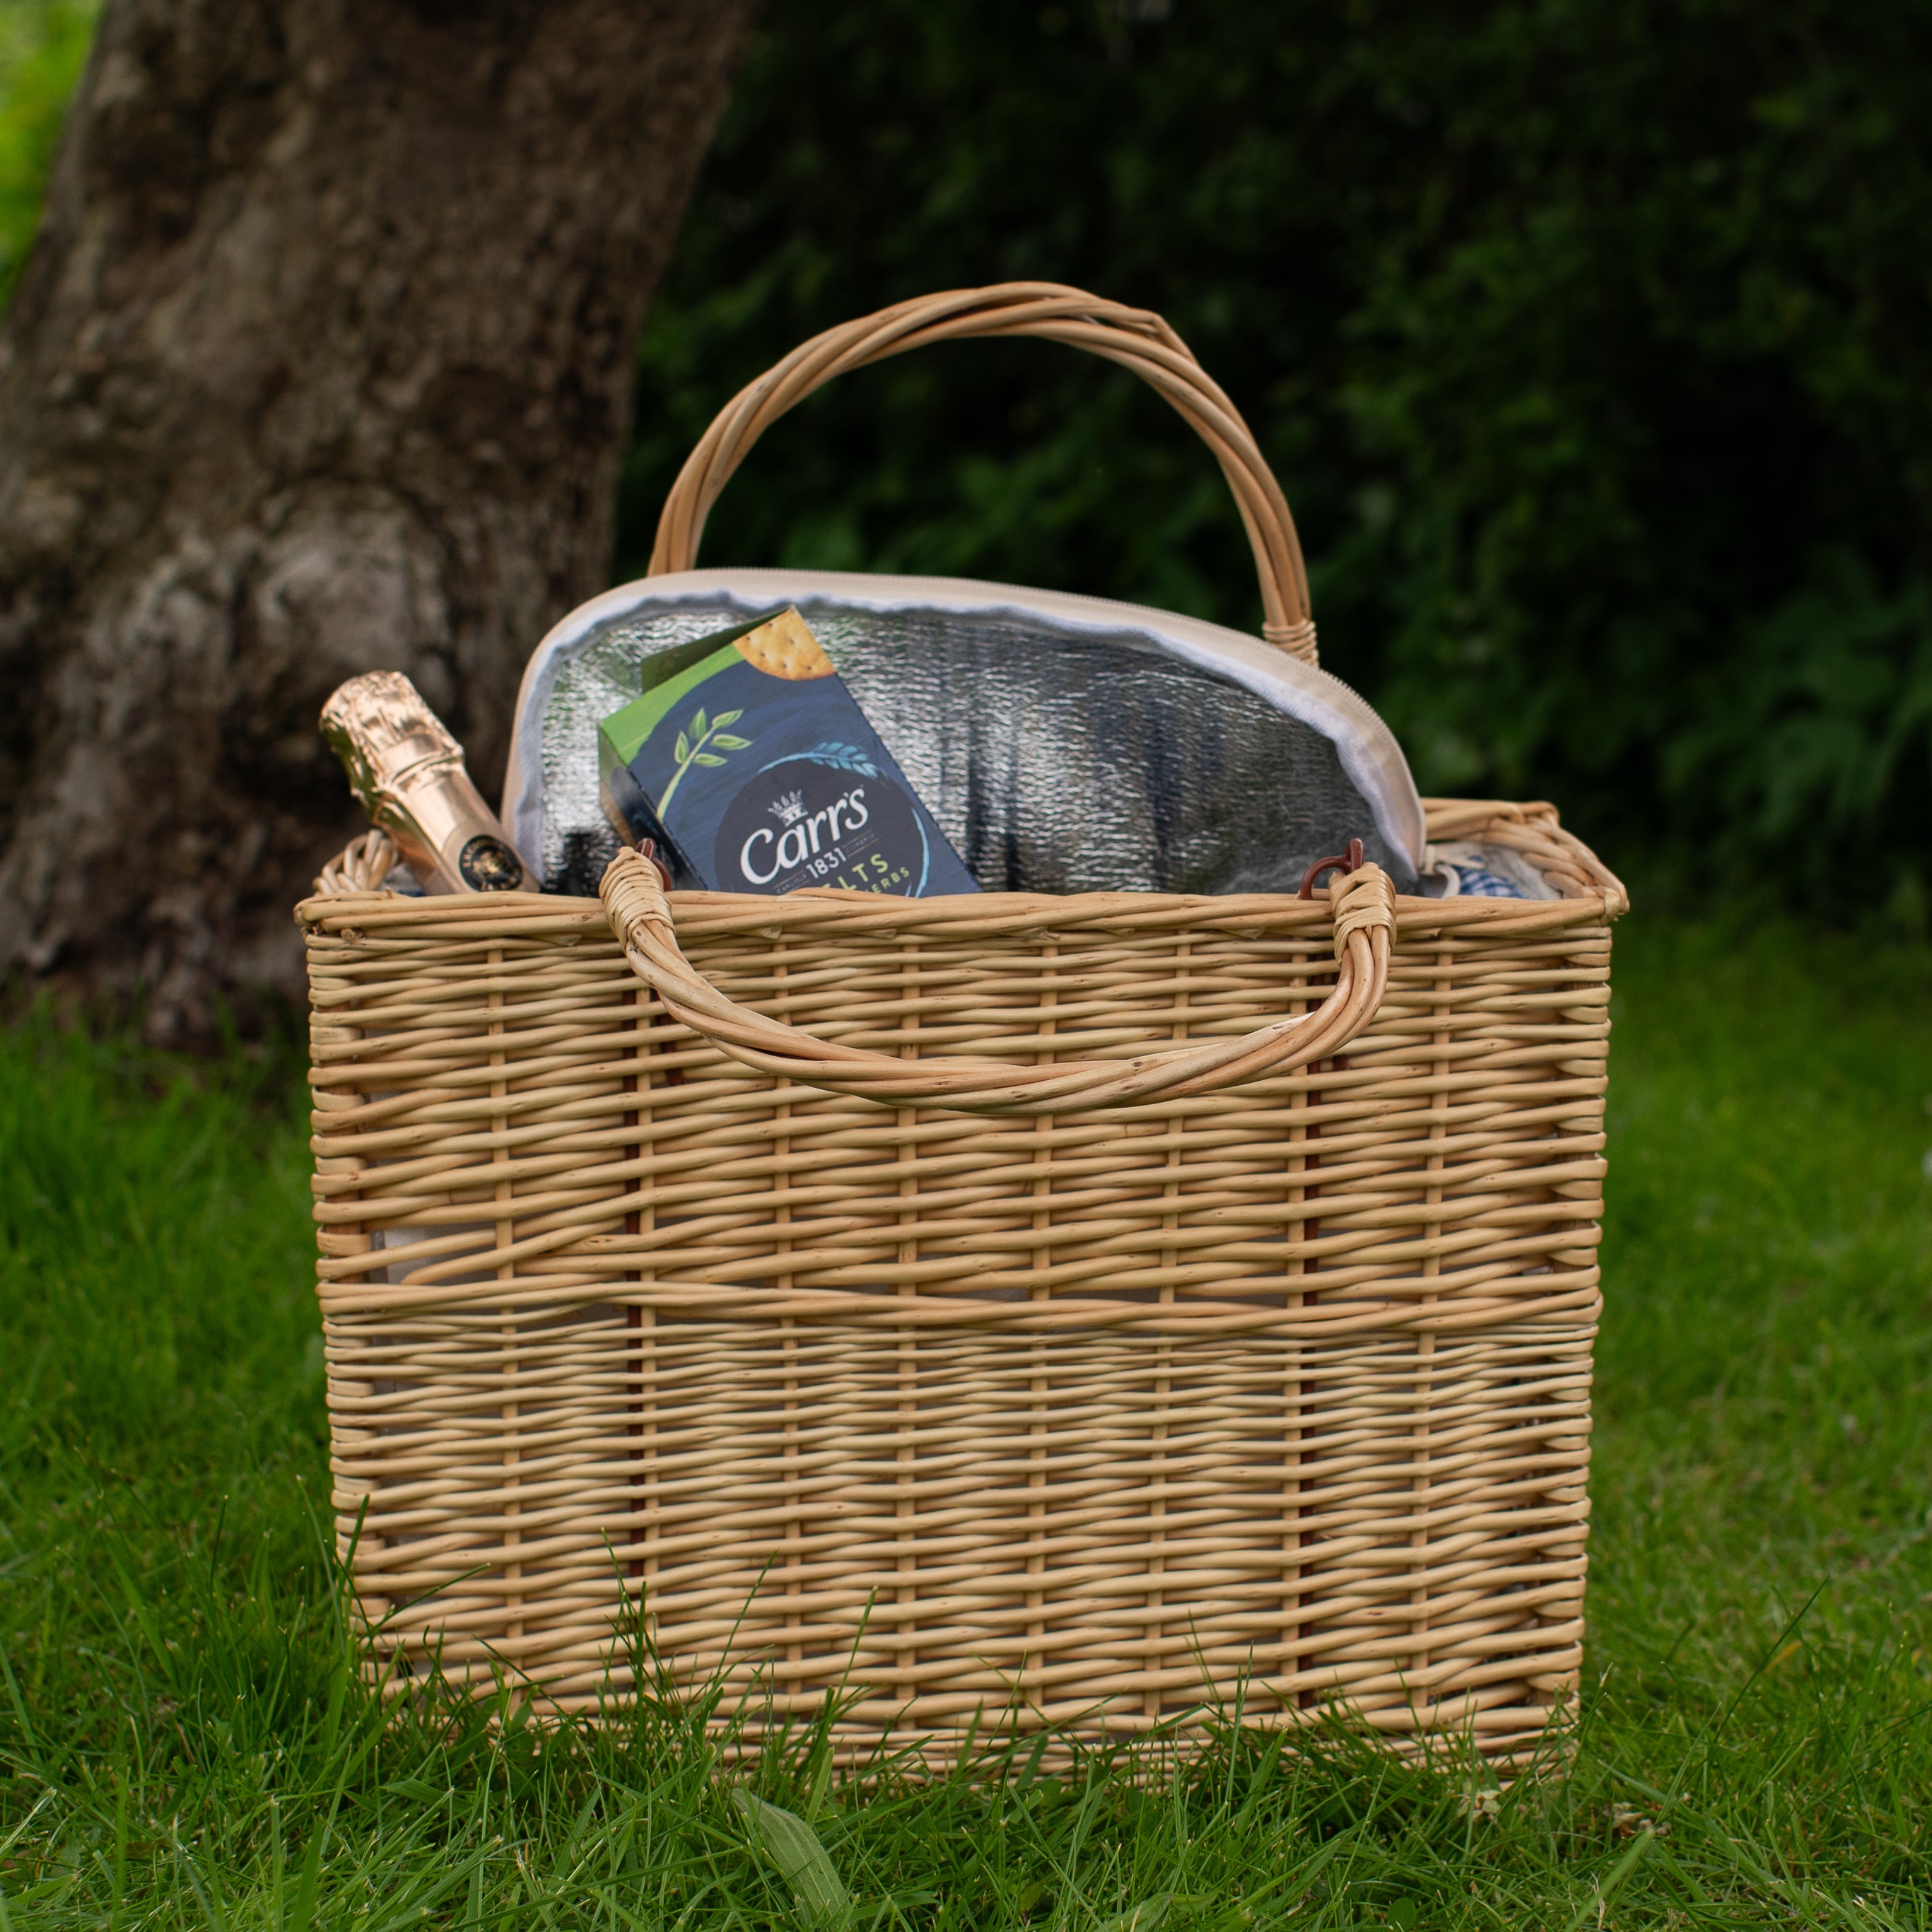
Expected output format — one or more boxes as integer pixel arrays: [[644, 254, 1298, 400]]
[[733, 607, 836, 681]]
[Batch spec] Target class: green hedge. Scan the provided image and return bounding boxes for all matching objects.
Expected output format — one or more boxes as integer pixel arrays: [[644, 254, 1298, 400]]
[[626, 0, 1932, 908]]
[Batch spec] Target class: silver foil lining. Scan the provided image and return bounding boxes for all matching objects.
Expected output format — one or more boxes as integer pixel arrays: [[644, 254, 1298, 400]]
[[518, 585, 1426, 901]]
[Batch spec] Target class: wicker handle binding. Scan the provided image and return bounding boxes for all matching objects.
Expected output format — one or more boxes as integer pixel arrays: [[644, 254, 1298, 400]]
[[599, 849, 1393, 1114], [648, 282, 1318, 665]]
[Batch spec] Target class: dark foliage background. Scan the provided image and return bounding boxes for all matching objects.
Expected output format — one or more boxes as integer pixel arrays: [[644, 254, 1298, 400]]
[[623, 0, 1932, 911]]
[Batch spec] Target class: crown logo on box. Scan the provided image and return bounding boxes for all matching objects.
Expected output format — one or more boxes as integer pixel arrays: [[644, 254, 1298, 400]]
[[768, 790, 807, 826]]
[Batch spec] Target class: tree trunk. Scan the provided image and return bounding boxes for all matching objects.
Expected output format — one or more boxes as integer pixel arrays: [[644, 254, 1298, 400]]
[[0, 0, 752, 1041]]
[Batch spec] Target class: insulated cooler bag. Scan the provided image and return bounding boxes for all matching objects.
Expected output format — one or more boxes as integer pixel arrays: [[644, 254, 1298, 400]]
[[301, 285, 1627, 1764]]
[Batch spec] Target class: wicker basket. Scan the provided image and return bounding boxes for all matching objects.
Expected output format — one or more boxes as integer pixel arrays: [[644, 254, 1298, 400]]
[[302, 286, 1627, 1764]]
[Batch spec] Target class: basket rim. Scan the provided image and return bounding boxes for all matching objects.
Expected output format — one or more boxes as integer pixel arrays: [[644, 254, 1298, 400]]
[[300, 795, 1627, 935]]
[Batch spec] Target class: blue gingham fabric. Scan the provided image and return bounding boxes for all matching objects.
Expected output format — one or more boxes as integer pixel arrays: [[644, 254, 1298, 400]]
[[1448, 864, 1530, 899]]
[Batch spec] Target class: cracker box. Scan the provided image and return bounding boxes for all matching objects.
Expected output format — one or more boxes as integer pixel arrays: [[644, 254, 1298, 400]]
[[597, 607, 980, 897]]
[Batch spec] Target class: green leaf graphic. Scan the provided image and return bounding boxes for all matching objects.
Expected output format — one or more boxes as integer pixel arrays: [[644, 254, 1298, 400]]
[[659, 705, 754, 812]]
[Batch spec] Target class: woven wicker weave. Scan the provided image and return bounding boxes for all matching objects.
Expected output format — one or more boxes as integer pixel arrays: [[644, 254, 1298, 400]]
[[300, 287, 1627, 1764]]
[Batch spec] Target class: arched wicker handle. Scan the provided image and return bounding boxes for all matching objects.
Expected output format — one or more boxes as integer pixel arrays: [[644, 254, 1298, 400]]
[[648, 282, 1319, 665], [599, 848, 1393, 1115]]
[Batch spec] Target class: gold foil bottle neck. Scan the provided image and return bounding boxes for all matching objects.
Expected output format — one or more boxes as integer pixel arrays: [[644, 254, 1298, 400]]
[[320, 672, 464, 815], [320, 670, 529, 895]]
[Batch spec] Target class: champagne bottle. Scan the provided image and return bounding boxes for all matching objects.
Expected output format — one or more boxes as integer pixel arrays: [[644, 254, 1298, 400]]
[[320, 672, 530, 894]]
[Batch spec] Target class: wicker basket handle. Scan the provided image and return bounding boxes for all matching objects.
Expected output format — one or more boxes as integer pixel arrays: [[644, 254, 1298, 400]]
[[599, 848, 1391, 1115], [648, 282, 1319, 665]]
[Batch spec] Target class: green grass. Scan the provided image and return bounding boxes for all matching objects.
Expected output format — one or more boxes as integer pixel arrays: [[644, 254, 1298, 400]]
[[1, 916, 1930, 1928]]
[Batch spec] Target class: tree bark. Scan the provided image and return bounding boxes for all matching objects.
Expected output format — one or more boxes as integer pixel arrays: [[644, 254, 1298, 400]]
[[0, 0, 752, 1039]]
